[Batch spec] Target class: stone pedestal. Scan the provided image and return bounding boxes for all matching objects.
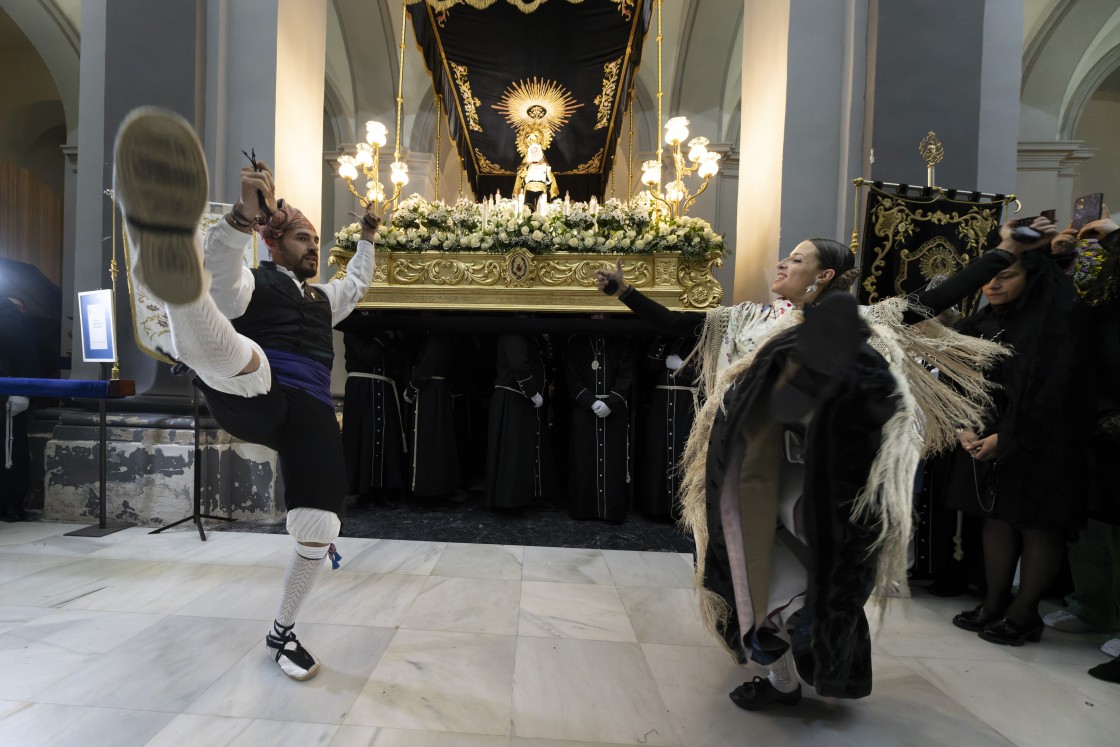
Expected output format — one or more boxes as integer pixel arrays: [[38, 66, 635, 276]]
[[41, 409, 284, 527]]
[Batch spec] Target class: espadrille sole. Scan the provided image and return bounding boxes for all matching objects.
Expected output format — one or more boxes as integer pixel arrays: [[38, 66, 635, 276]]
[[113, 106, 209, 305]]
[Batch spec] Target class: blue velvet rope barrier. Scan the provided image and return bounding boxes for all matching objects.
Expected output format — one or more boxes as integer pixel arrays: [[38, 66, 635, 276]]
[[0, 377, 134, 399]]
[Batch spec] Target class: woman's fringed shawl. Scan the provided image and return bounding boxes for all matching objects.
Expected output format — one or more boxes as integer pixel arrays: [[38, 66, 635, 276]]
[[679, 296, 1010, 647]]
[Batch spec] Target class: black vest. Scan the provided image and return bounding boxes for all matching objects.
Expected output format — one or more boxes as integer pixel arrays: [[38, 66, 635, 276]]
[[231, 262, 334, 367]]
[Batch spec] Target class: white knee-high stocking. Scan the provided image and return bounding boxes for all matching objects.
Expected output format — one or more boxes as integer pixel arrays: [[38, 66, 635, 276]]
[[275, 543, 328, 629], [768, 649, 799, 693], [165, 293, 254, 380]]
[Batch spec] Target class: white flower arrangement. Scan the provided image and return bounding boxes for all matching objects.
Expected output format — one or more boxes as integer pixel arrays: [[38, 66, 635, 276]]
[[331, 197, 725, 259]]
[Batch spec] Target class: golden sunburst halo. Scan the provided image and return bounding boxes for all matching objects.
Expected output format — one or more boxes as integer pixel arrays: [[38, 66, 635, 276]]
[[493, 78, 583, 155]]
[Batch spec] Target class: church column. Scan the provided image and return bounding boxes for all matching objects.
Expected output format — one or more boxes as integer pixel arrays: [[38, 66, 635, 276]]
[[734, 0, 869, 303], [70, 0, 201, 392], [202, 0, 328, 290], [70, 0, 328, 396], [202, 0, 328, 235], [734, 0, 1023, 303]]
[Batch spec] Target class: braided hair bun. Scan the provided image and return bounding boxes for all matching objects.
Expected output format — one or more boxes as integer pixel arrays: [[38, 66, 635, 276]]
[[831, 267, 860, 293]]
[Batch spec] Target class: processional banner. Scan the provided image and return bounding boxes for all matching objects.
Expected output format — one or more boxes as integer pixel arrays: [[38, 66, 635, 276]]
[[857, 183, 1009, 316], [123, 203, 257, 363]]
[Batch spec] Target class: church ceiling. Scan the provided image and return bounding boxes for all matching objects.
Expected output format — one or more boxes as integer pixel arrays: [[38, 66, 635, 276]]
[[408, 0, 651, 200]]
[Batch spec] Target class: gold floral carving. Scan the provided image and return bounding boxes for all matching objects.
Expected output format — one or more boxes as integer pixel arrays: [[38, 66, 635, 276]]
[[333, 250, 723, 312], [450, 62, 484, 132], [860, 196, 1000, 304], [593, 58, 622, 130], [373, 256, 389, 283], [654, 258, 677, 286], [537, 258, 651, 287], [391, 257, 502, 285], [678, 256, 724, 309]]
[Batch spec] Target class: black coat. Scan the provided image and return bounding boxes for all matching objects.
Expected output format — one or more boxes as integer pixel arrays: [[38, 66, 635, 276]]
[[342, 332, 405, 493], [702, 329, 899, 699], [636, 337, 699, 520], [564, 335, 633, 521], [487, 334, 555, 508], [407, 333, 461, 497], [943, 253, 1092, 531]]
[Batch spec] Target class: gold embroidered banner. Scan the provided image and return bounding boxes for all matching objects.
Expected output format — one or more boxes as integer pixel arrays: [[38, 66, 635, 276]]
[[857, 184, 1009, 315]]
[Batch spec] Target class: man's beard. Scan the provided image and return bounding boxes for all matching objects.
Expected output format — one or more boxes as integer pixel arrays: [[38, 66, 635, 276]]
[[292, 258, 316, 280]]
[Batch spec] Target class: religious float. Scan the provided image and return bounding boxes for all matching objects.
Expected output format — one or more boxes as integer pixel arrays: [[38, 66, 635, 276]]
[[327, 194, 725, 313], [328, 0, 725, 315]]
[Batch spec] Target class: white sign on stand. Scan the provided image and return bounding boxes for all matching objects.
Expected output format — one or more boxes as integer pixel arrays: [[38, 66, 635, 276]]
[[78, 288, 117, 364]]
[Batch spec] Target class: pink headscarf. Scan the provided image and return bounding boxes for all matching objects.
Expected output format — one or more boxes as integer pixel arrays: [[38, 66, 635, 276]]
[[254, 200, 315, 247]]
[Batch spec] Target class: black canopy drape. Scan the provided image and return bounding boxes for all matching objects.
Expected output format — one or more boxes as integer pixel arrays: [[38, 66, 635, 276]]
[[409, 0, 651, 202]]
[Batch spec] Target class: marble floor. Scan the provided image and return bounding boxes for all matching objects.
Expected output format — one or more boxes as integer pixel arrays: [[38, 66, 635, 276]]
[[0, 522, 1116, 747]]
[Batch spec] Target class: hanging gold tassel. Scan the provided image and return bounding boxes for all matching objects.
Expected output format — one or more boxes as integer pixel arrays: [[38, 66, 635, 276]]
[[850, 177, 864, 255]]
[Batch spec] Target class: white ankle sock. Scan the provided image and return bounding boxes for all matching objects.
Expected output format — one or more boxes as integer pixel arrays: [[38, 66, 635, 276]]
[[275, 544, 328, 628], [165, 293, 254, 380], [768, 650, 799, 693]]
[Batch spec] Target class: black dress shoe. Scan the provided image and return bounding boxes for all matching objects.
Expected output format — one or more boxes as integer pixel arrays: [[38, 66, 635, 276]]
[[952, 604, 1002, 632], [729, 676, 802, 711], [979, 617, 1044, 646], [1088, 657, 1120, 683]]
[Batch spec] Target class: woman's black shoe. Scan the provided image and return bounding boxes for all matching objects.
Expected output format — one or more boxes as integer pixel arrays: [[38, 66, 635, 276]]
[[952, 604, 1002, 632], [979, 617, 1044, 646], [729, 676, 802, 711], [1088, 658, 1120, 683]]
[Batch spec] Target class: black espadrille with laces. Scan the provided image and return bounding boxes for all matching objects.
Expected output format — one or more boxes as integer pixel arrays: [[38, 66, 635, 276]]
[[265, 621, 321, 681]]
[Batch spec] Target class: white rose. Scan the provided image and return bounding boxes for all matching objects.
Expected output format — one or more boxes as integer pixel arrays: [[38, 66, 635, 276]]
[[521, 226, 530, 236], [568, 237, 579, 248], [532, 230, 543, 241]]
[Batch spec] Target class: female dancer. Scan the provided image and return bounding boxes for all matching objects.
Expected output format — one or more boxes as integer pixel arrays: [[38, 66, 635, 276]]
[[595, 224, 1053, 708]]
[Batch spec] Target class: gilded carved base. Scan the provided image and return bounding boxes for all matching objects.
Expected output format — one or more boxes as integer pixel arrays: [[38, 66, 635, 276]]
[[328, 248, 723, 312]]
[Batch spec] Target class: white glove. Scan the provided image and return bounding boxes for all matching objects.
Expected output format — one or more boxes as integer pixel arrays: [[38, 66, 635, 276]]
[[665, 354, 684, 371], [7, 396, 29, 416], [403, 387, 416, 404], [591, 400, 611, 418], [531, 393, 544, 408]]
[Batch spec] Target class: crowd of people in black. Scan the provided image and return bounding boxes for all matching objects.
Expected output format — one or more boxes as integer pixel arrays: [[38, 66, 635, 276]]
[[340, 328, 698, 524]]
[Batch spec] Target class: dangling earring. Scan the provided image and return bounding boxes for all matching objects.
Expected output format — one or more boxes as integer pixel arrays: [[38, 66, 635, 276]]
[[805, 280, 819, 295]]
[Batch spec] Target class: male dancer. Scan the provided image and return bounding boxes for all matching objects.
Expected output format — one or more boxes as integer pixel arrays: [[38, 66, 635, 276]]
[[114, 107, 378, 680]]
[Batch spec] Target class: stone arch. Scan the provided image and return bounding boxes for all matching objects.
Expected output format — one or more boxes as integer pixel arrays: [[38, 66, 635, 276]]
[[0, 0, 79, 137], [1061, 43, 1120, 140]]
